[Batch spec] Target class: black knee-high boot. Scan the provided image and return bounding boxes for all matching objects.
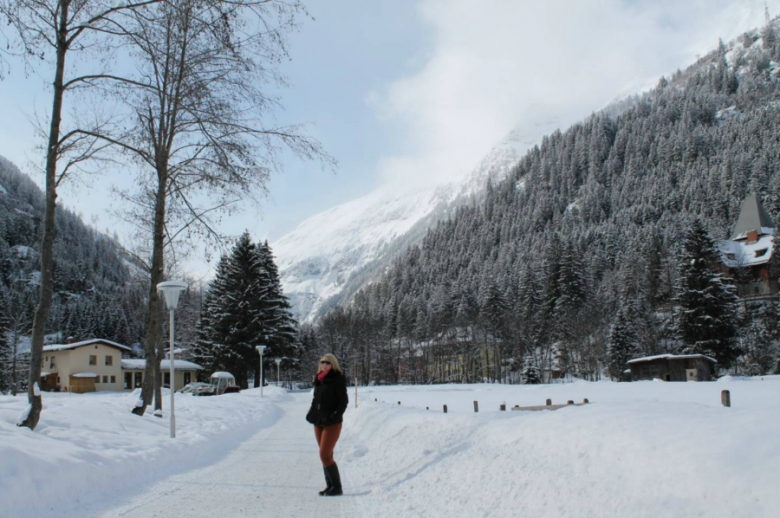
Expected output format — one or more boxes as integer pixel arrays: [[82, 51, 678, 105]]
[[323, 463, 343, 496], [318, 467, 332, 496]]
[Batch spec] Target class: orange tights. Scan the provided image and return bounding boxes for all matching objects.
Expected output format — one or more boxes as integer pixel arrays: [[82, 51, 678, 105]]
[[314, 423, 342, 467]]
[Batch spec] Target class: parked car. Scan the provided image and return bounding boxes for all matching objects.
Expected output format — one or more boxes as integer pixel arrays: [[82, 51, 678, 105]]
[[179, 382, 215, 396]]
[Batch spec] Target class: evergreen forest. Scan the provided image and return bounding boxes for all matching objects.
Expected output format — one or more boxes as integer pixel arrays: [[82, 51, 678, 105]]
[[305, 20, 780, 385]]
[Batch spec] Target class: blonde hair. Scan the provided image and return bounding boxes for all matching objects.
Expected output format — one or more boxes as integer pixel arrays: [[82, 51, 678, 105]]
[[318, 353, 341, 373]]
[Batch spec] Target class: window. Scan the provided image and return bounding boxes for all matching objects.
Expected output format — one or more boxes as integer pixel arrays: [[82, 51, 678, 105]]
[[89, 355, 97, 366], [105, 355, 113, 366], [124, 373, 132, 390], [102, 375, 108, 384], [110, 375, 116, 384], [755, 248, 768, 258], [95, 377, 100, 384]]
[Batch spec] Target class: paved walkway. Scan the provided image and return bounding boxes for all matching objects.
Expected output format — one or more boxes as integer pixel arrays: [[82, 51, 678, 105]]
[[100, 393, 357, 518]]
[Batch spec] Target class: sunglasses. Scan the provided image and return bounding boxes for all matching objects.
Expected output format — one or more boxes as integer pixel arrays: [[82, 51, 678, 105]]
[[320, 360, 332, 365]]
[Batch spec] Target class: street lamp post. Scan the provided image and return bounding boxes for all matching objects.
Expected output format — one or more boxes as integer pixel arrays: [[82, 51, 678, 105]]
[[275, 357, 282, 387], [157, 281, 188, 439], [256, 346, 266, 397]]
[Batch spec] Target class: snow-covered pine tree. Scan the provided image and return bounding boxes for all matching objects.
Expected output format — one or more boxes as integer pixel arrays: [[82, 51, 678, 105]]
[[197, 233, 267, 388], [675, 219, 740, 367], [606, 305, 639, 380], [522, 355, 541, 384], [254, 240, 298, 386], [196, 233, 298, 388]]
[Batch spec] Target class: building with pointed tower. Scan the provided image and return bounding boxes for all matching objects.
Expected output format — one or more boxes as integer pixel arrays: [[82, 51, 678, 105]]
[[719, 193, 778, 298]]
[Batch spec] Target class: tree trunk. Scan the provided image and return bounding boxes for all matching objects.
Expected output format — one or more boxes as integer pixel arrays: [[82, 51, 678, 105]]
[[132, 166, 167, 416], [154, 338, 164, 413], [12, 334, 18, 397], [18, 1, 69, 430]]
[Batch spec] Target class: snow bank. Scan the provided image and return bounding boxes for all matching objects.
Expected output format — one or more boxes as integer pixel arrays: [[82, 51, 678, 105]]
[[0, 387, 288, 518], [341, 378, 780, 517]]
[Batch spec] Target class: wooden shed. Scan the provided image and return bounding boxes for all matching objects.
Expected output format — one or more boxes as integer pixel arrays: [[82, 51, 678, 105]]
[[627, 354, 716, 382], [69, 373, 97, 394]]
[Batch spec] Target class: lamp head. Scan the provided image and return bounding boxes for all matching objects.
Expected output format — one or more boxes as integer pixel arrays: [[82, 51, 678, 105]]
[[157, 281, 189, 311], [256, 345, 266, 355], [275, 357, 282, 365]]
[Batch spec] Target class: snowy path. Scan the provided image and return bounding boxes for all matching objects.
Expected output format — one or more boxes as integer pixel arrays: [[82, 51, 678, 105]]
[[98, 393, 357, 518]]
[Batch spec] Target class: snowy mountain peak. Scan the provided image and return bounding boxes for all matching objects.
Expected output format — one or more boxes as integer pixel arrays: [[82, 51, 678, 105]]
[[276, 119, 561, 323]]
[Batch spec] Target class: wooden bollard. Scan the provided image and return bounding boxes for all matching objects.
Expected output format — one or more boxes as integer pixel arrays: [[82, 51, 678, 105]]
[[583, 398, 589, 404], [567, 400, 574, 405], [721, 390, 731, 407], [500, 402, 506, 411], [443, 404, 448, 413], [474, 401, 479, 412], [546, 399, 552, 406]]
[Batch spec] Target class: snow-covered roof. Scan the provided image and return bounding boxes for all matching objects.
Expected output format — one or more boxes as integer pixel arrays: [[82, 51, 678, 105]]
[[44, 339, 132, 353], [121, 359, 203, 371], [211, 371, 235, 379], [70, 372, 97, 378], [40, 372, 50, 377], [719, 231, 773, 268], [627, 354, 716, 364], [731, 193, 776, 240]]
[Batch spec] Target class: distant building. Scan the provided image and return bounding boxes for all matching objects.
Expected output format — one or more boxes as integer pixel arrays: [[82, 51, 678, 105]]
[[627, 354, 716, 382], [719, 193, 778, 298], [37, 337, 202, 393], [121, 358, 203, 391]]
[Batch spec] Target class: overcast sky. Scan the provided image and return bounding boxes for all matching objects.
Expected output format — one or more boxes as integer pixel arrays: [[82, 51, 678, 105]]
[[0, 0, 778, 277]]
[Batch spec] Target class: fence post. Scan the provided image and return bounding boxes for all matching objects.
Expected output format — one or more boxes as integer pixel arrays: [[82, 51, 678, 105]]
[[546, 399, 552, 406], [500, 402, 506, 411], [443, 404, 448, 413], [721, 390, 731, 407], [398, 401, 401, 405], [473, 401, 479, 412]]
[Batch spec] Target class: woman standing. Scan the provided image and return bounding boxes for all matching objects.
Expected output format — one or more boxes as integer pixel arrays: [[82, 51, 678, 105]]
[[306, 353, 349, 496]]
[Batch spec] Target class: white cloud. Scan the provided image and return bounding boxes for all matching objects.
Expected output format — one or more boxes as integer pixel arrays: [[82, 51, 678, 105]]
[[370, 0, 780, 188]]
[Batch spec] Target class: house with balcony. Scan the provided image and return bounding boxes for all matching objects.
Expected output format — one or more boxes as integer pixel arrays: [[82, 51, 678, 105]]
[[41, 338, 130, 393]]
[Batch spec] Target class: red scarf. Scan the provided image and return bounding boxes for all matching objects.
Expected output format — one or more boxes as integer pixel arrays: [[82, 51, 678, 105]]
[[317, 370, 329, 383]]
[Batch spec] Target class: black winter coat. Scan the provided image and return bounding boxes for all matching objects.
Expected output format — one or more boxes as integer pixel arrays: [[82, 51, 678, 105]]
[[306, 370, 348, 426]]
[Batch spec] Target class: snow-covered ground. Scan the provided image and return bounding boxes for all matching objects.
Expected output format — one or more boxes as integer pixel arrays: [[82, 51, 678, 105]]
[[343, 377, 780, 517], [2, 377, 778, 518], [0, 387, 288, 518]]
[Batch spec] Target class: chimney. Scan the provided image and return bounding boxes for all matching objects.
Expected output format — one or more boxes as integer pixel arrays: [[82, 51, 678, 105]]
[[747, 230, 759, 244], [66, 336, 77, 344]]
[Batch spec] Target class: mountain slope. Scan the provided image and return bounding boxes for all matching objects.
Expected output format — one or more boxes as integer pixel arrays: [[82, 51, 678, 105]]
[[275, 119, 561, 323], [0, 157, 147, 350]]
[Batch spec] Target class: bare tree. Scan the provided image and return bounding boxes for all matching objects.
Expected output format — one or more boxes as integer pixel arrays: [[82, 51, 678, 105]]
[[73, 0, 333, 416], [1, 0, 163, 429]]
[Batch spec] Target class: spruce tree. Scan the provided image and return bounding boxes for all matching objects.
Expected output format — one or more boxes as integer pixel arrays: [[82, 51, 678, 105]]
[[196, 233, 298, 388], [522, 355, 541, 384], [607, 306, 639, 380], [675, 219, 740, 367]]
